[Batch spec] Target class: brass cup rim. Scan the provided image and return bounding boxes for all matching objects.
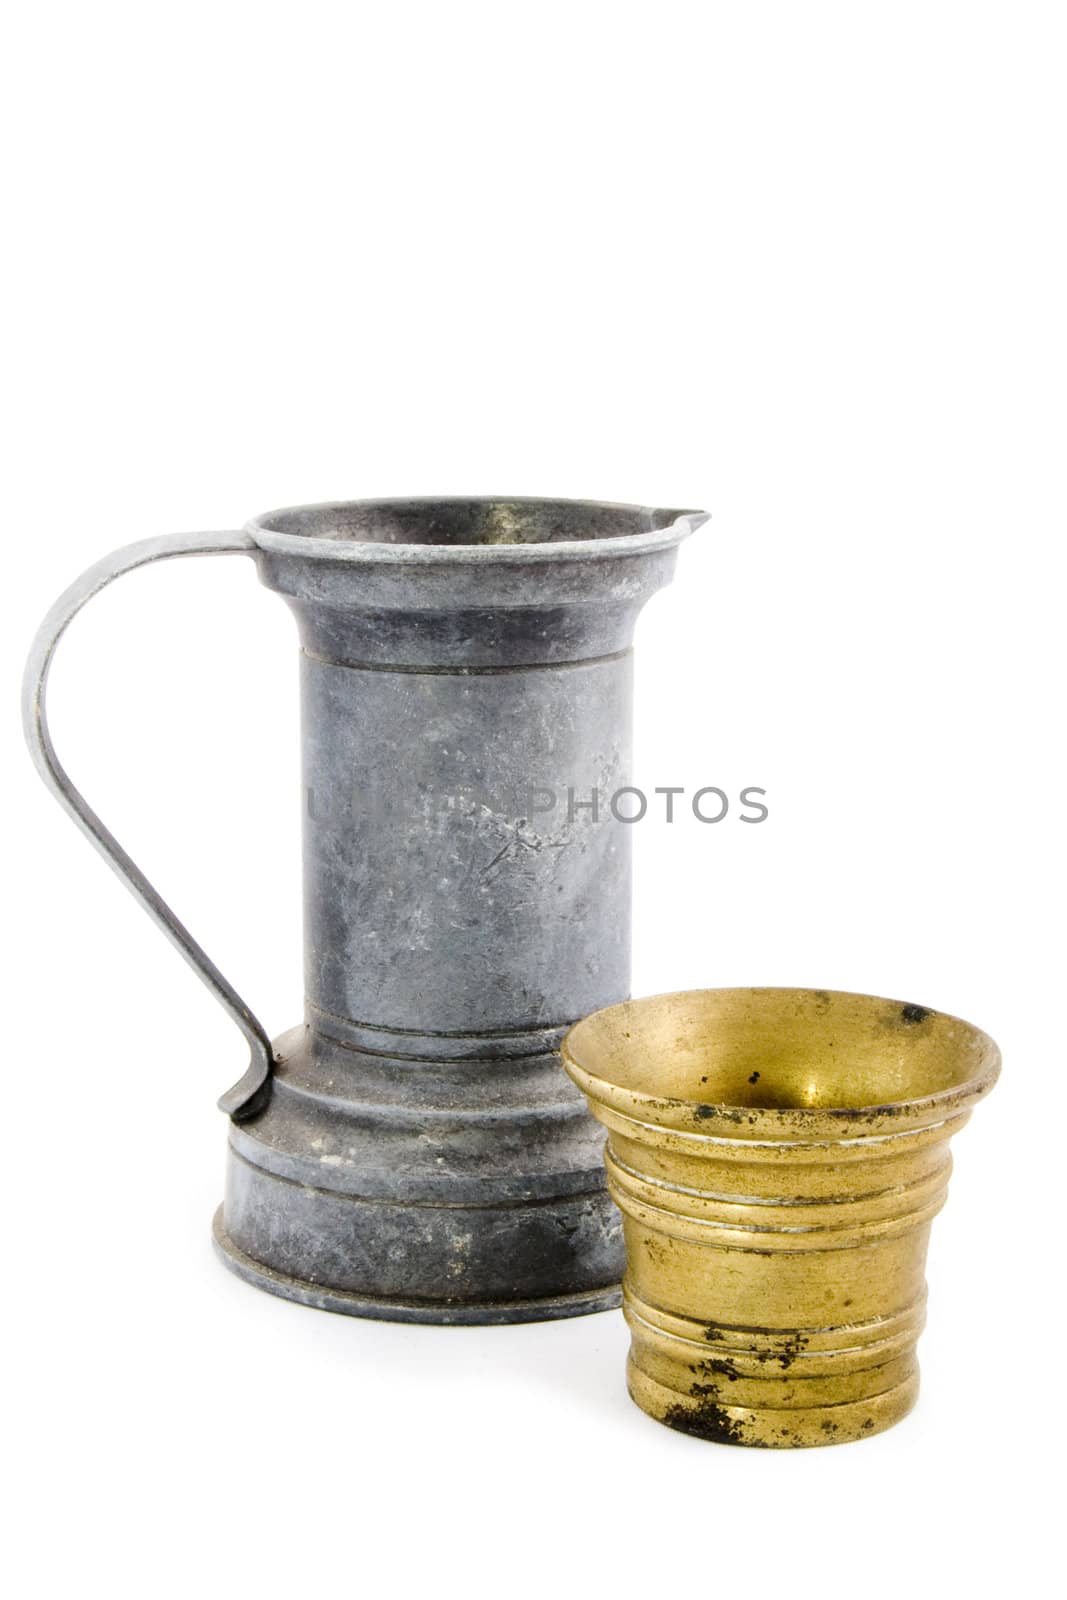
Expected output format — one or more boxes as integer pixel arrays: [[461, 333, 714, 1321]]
[[561, 986, 1001, 1144]]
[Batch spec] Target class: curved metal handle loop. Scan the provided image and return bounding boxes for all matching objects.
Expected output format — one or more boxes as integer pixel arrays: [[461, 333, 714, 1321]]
[[22, 530, 273, 1121]]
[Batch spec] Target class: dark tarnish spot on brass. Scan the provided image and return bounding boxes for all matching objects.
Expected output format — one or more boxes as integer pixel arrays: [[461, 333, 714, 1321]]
[[662, 1400, 750, 1446], [750, 1331, 809, 1369], [693, 1358, 743, 1383], [703, 1326, 808, 1368], [748, 1070, 761, 1084], [778, 1333, 809, 1368], [642, 1234, 669, 1267], [811, 990, 832, 1010], [826, 1100, 909, 1121], [691, 1101, 752, 1126], [900, 1003, 931, 1025]]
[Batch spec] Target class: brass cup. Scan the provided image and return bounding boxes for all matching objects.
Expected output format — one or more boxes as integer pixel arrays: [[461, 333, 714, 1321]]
[[562, 988, 999, 1447]]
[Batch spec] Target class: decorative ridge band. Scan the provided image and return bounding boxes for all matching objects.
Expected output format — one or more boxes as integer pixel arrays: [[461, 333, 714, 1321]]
[[308, 1001, 570, 1061], [271, 1071, 588, 1126], [605, 1146, 953, 1209], [301, 646, 632, 676], [607, 1178, 948, 1253], [623, 1285, 928, 1445], [227, 1125, 608, 1206], [624, 1286, 928, 1356], [588, 1098, 972, 1158], [604, 1134, 953, 1252]]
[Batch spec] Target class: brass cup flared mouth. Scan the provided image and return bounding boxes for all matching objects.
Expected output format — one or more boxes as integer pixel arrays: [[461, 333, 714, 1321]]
[[562, 987, 1000, 1447]]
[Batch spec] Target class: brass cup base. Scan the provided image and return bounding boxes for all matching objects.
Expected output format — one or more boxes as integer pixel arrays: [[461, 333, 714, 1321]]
[[622, 1285, 925, 1447], [628, 1359, 919, 1448]]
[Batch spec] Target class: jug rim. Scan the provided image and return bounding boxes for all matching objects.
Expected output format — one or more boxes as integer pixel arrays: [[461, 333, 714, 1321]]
[[247, 496, 709, 564]]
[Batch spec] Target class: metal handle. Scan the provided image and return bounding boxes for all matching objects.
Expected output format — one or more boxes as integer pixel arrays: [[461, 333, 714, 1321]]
[[22, 530, 273, 1121]]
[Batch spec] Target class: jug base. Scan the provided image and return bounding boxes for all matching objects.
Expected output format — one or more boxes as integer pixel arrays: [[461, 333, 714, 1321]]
[[213, 1207, 621, 1325]]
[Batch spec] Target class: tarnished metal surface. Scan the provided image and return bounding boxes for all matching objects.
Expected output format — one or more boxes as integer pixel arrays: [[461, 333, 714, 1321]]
[[563, 986, 1000, 1443], [24, 497, 708, 1324]]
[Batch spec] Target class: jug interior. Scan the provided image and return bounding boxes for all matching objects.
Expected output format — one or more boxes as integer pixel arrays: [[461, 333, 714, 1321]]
[[566, 988, 998, 1112], [255, 497, 689, 547]]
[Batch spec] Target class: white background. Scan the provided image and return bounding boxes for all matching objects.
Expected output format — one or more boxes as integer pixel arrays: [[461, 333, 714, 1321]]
[[4, 3, 1064, 1596]]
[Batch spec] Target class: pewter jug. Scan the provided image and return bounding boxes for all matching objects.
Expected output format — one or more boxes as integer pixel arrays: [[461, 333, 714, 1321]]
[[24, 497, 707, 1323]]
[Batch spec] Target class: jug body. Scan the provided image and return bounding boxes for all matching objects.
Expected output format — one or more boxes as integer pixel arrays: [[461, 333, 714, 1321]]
[[299, 614, 632, 1050], [218, 500, 702, 1321]]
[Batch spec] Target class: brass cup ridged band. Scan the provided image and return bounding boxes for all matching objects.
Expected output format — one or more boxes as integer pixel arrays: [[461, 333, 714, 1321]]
[[599, 1114, 958, 1446], [603, 1140, 955, 1252], [598, 1108, 963, 1447], [623, 1286, 926, 1448]]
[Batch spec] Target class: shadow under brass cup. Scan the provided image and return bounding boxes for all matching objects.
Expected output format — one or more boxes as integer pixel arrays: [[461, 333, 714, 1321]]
[[562, 988, 999, 1447]]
